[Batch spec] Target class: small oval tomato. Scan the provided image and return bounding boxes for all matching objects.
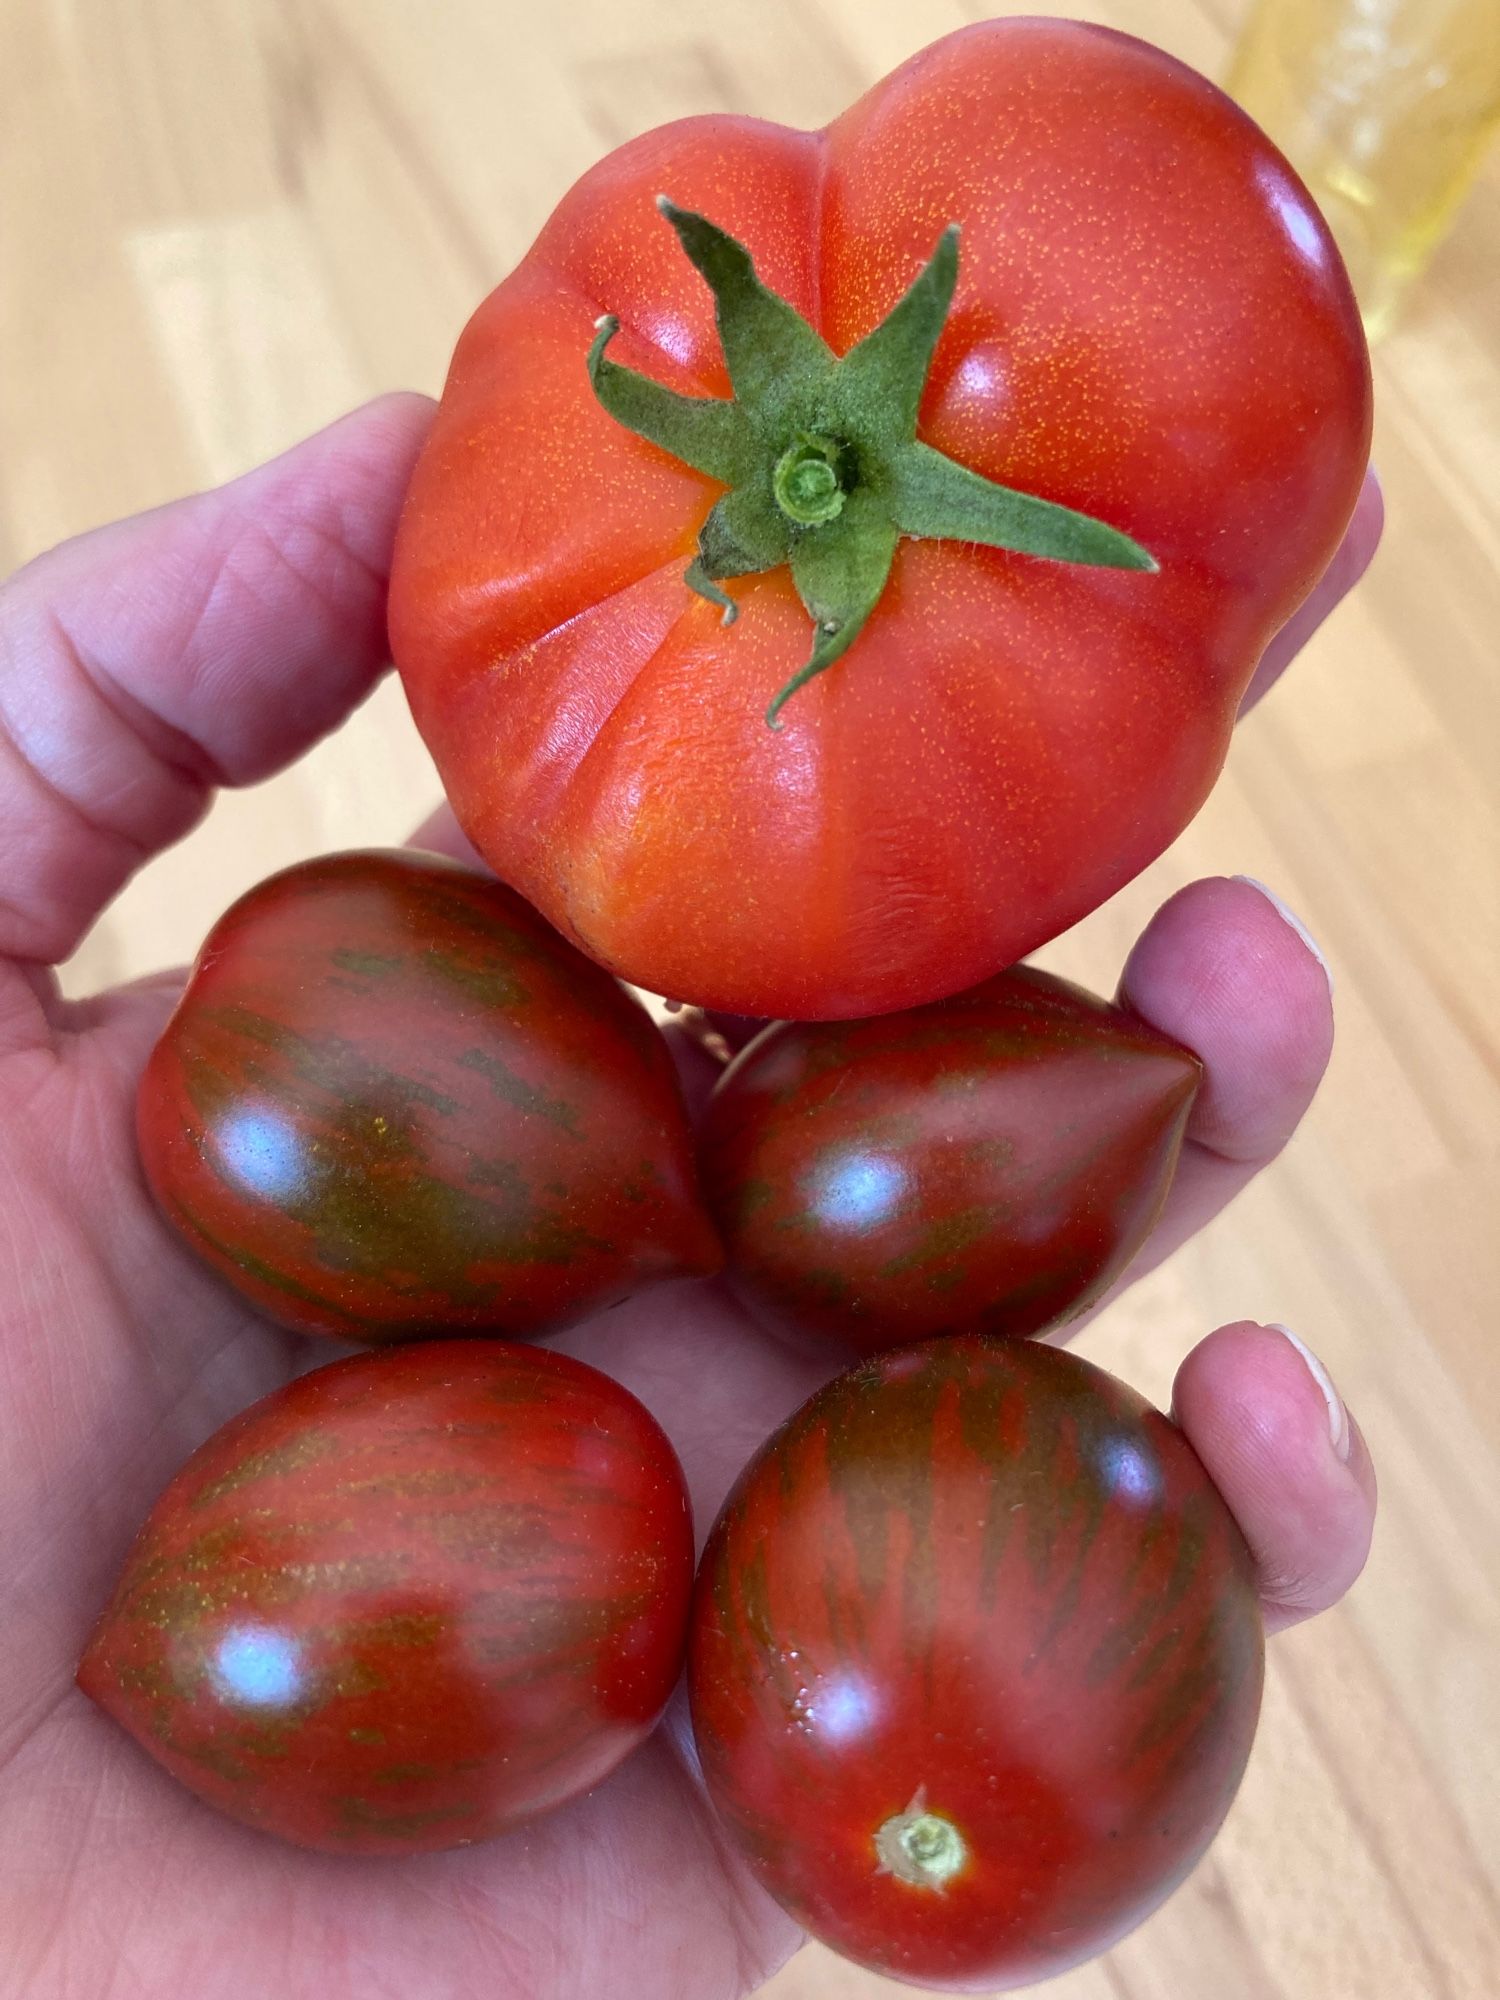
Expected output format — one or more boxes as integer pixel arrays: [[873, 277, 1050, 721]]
[[700, 967, 1200, 1354], [390, 17, 1370, 1019], [78, 1341, 694, 1854], [137, 849, 720, 1344], [690, 1336, 1263, 1990]]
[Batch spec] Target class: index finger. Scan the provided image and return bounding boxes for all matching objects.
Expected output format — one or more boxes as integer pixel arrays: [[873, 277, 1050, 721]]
[[0, 393, 434, 973]]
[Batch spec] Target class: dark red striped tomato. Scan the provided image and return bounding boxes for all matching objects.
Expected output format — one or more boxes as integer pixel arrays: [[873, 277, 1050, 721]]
[[699, 967, 1200, 1355], [689, 1336, 1263, 1990], [77, 1341, 694, 1854], [137, 849, 720, 1343]]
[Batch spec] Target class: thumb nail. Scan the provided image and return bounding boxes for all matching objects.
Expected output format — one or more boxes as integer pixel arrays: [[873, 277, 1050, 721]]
[[1232, 877, 1334, 996], [1268, 1323, 1351, 1462]]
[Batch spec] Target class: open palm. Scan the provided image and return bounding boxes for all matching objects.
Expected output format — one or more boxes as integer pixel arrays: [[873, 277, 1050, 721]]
[[0, 398, 1379, 2000]]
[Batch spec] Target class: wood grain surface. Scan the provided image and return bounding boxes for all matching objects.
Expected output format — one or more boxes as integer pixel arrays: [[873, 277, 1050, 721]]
[[3, 3, 1497, 1997]]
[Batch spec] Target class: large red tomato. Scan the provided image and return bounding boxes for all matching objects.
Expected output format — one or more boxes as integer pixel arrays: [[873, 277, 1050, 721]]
[[78, 1341, 694, 1854], [390, 18, 1371, 1019], [689, 1336, 1264, 1990], [136, 849, 719, 1343], [701, 965, 1201, 1353]]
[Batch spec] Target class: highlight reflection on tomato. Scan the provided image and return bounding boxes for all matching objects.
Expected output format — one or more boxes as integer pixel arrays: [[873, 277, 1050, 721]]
[[689, 1336, 1264, 1990]]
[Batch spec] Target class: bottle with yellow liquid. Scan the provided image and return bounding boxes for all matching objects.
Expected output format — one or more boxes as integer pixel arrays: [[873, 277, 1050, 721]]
[[1227, 0, 1500, 337]]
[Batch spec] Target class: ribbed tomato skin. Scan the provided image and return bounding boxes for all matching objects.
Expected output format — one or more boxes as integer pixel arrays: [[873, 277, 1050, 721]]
[[77, 1342, 694, 1854], [389, 18, 1371, 1020], [689, 1337, 1263, 1990], [700, 966, 1201, 1353], [136, 849, 720, 1343]]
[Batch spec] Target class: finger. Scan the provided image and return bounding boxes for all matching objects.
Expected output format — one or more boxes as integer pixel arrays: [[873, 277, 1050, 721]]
[[0, 392, 434, 968], [1240, 465, 1383, 713], [1107, 874, 1334, 1287], [1173, 1320, 1375, 1632]]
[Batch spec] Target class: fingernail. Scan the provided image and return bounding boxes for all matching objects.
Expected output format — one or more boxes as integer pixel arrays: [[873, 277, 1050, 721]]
[[1268, 1324, 1351, 1462], [1232, 877, 1334, 995]]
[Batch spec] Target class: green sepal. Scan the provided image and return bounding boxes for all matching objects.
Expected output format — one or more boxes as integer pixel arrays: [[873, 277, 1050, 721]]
[[655, 200, 836, 429], [890, 440, 1158, 571], [683, 559, 738, 623], [586, 316, 751, 485], [820, 225, 960, 451], [768, 490, 899, 729], [588, 202, 1159, 724], [685, 483, 793, 623]]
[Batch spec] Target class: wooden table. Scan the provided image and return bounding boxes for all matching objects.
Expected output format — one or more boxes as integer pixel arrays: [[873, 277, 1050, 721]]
[[3, 3, 1496, 1995]]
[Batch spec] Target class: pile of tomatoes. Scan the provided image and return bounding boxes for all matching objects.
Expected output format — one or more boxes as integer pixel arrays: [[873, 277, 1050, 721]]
[[77, 17, 1370, 1992]]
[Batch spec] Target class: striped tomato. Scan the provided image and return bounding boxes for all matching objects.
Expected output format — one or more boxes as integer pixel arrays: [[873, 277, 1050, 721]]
[[77, 1341, 694, 1854], [136, 849, 720, 1343], [699, 966, 1201, 1354], [689, 1336, 1264, 1989]]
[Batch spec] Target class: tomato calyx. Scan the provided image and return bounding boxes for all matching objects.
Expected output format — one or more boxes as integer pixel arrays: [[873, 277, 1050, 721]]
[[587, 198, 1157, 727], [874, 1792, 968, 1893]]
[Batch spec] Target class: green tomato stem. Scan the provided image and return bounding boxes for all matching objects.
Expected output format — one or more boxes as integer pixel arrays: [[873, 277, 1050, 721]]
[[587, 202, 1157, 724]]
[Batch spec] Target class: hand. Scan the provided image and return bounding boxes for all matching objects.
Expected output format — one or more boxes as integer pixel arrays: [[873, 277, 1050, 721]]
[[0, 400, 1380, 2000]]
